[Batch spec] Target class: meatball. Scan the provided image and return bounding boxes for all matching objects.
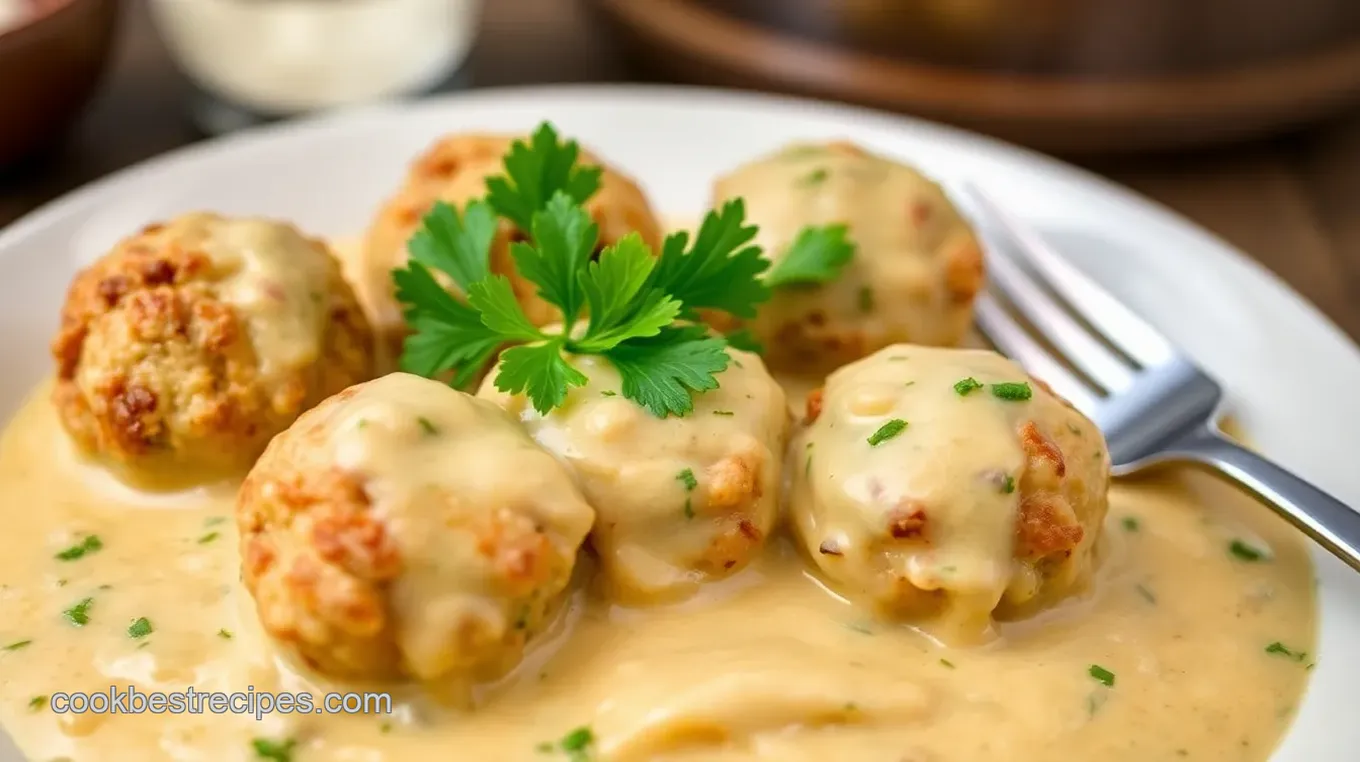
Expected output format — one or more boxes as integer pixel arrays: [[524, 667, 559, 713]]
[[237, 372, 595, 688], [711, 141, 984, 371], [51, 213, 375, 481], [477, 348, 790, 604], [789, 345, 1109, 642], [363, 133, 664, 346]]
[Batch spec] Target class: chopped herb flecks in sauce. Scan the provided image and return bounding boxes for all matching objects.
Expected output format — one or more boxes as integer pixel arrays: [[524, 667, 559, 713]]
[[55, 535, 102, 561], [1088, 664, 1116, 687], [867, 419, 908, 446]]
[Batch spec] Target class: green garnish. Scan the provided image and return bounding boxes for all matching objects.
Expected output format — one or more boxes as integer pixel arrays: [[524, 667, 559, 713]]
[[676, 468, 698, 492], [953, 377, 982, 396], [867, 419, 908, 447], [197, 531, 219, 544], [416, 416, 439, 436], [217, 628, 234, 640], [939, 658, 956, 669], [27, 696, 45, 711], [1135, 584, 1157, 604], [541, 726, 594, 759], [1265, 642, 1308, 662], [600, 390, 617, 397], [798, 168, 829, 186], [723, 328, 764, 354], [1088, 664, 1116, 687], [1121, 516, 1140, 532], [2, 639, 31, 651], [991, 382, 1033, 401], [127, 617, 153, 639], [251, 737, 297, 762], [1000, 475, 1016, 494], [63, 597, 93, 627], [55, 535, 102, 561], [1229, 539, 1268, 562], [486, 123, 602, 233], [763, 224, 855, 288], [712, 410, 735, 416], [857, 287, 874, 313], [204, 516, 227, 527]]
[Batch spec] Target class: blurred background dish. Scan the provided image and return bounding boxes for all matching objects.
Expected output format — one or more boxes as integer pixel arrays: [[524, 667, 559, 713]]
[[0, 0, 120, 168], [590, 0, 1360, 153], [148, 0, 482, 134]]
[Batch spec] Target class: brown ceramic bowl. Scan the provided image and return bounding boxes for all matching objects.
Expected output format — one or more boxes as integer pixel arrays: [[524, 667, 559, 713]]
[[0, 0, 121, 168], [592, 0, 1360, 154]]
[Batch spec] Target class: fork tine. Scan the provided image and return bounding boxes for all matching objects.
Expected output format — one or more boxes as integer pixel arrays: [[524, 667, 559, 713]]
[[985, 243, 1136, 393], [965, 184, 1177, 368], [974, 294, 1099, 415]]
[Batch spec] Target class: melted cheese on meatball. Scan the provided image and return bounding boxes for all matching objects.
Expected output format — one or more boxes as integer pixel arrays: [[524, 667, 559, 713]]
[[790, 345, 1109, 642], [237, 373, 595, 693], [712, 142, 984, 371], [478, 349, 790, 604]]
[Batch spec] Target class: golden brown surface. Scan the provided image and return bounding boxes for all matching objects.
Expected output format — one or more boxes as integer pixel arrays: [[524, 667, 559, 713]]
[[50, 214, 374, 481], [237, 373, 595, 685]]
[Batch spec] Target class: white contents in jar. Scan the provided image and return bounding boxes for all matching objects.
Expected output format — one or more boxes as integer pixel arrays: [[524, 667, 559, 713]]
[[148, 0, 480, 115]]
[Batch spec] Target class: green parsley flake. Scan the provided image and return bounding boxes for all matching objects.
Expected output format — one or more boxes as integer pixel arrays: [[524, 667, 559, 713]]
[[1001, 475, 1016, 494], [1135, 584, 1157, 604], [867, 419, 908, 447], [677, 468, 698, 492], [600, 390, 617, 397], [764, 224, 856, 288], [28, 696, 45, 711], [939, 658, 956, 669], [2, 639, 31, 651], [197, 531, 219, 544], [560, 726, 593, 751], [712, 410, 735, 416], [991, 382, 1033, 401], [1121, 516, 1140, 532], [1088, 664, 1116, 687], [218, 628, 234, 640], [1265, 642, 1308, 662], [127, 617, 153, 639], [63, 597, 94, 627], [417, 416, 439, 436], [953, 377, 982, 396], [251, 737, 297, 762], [1229, 540, 1268, 562], [55, 535, 102, 561], [798, 168, 829, 186], [857, 287, 874, 313]]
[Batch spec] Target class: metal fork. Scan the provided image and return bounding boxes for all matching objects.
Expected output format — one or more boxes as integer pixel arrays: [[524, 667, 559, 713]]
[[966, 185, 1360, 573]]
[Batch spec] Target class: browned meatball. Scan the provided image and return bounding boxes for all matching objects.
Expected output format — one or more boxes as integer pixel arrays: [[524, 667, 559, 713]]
[[712, 141, 984, 372], [363, 133, 664, 349], [790, 345, 1109, 643], [51, 213, 375, 482], [237, 373, 595, 689]]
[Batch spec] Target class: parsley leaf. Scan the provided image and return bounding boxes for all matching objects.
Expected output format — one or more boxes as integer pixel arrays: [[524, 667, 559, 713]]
[[395, 285, 503, 387], [764, 224, 855, 288], [723, 328, 764, 354], [494, 340, 588, 414], [605, 327, 729, 418], [1088, 664, 1116, 687], [127, 617, 153, 639], [55, 535, 102, 561], [407, 200, 497, 292], [251, 737, 297, 762], [467, 275, 543, 342], [486, 123, 602, 233], [510, 192, 599, 329], [648, 199, 770, 318], [574, 235, 680, 352]]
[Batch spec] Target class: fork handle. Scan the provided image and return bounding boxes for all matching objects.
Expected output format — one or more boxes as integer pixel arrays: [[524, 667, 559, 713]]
[[1172, 426, 1360, 572]]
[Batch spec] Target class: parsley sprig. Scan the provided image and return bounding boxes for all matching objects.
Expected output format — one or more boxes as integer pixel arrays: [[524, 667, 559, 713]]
[[393, 122, 854, 418]]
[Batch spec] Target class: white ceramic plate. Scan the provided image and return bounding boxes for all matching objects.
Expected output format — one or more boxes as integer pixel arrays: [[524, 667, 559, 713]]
[[0, 85, 1356, 760]]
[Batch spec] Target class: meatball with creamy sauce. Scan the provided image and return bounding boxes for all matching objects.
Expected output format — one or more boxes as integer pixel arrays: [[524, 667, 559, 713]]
[[478, 348, 790, 604], [790, 345, 1109, 642], [712, 141, 984, 371], [363, 133, 664, 346], [237, 373, 595, 691], [51, 213, 375, 482]]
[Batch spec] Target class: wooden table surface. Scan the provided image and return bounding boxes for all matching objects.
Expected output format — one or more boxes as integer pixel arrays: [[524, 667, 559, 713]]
[[3, 0, 1359, 341]]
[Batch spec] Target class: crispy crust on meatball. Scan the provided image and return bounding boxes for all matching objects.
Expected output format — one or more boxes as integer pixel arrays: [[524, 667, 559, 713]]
[[51, 216, 374, 479], [363, 133, 664, 343]]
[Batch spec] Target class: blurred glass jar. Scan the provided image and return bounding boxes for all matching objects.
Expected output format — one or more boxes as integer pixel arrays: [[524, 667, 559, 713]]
[[149, 0, 481, 131]]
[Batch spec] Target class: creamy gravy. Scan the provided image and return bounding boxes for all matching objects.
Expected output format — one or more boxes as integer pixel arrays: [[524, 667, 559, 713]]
[[0, 374, 1316, 762]]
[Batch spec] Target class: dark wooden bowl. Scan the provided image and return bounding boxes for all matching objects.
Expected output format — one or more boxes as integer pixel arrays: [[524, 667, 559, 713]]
[[0, 0, 121, 168], [591, 0, 1360, 154]]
